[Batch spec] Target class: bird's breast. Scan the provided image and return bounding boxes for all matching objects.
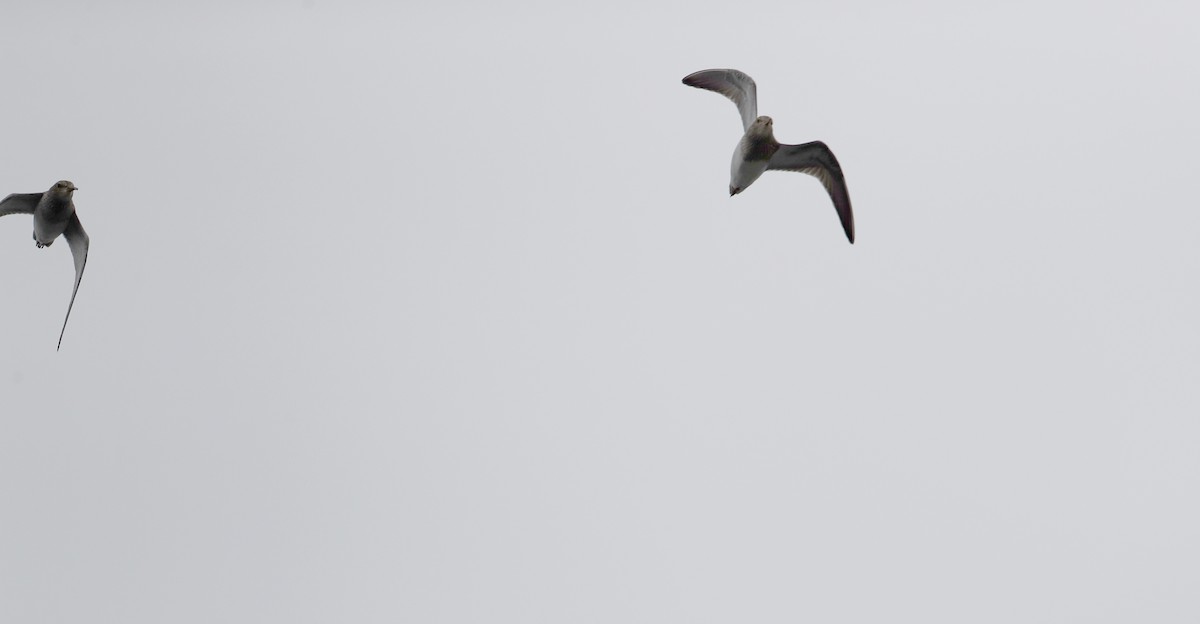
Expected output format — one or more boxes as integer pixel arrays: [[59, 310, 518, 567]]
[[730, 137, 777, 192], [33, 199, 74, 244], [742, 136, 779, 162]]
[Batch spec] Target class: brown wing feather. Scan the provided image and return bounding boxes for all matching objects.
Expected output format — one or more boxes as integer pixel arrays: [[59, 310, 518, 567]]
[[0, 193, 41, 218], [681, 69, 759, 132], [59, 213, 89, 350], [767, 141, 855, 243]]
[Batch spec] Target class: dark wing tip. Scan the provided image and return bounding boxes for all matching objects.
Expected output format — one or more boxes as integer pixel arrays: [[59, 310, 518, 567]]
[[681, 69, 726, 88], [838, 193, 855, 244]]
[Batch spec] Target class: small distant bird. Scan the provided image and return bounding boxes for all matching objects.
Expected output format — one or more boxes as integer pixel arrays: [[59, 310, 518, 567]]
[[0, 181, 89, 350], [682, 68, 855, 243]]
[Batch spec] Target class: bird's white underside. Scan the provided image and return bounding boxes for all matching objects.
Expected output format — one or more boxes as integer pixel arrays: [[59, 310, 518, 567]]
[[730, 149, 771, 192]]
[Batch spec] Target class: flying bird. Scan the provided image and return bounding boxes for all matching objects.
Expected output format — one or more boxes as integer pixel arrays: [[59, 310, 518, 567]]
[[682, 68, 855, 243], [0, 180, 89, 350]]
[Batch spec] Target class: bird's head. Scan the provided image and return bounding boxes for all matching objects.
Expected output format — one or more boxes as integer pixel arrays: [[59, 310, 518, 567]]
[[750, 116, 774, 136], [53, 180, 78, 195]]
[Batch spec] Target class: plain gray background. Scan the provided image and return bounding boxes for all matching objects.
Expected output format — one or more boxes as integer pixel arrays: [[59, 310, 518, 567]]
[[2, 1, 1197, 622]]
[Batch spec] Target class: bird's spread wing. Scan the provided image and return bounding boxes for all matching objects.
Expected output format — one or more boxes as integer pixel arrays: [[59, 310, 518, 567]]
[[682, 69, 758, 132], [58, 213, 89, 351], [768, 141, 855, 243], [0, 193, 41, 218]]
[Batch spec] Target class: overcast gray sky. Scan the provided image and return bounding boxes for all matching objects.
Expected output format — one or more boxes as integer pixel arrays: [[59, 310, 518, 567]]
[[2, 1, 1198, 622]]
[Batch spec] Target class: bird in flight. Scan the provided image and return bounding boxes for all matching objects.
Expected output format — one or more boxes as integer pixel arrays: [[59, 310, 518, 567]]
[[0, 180, 90, 350], [682, 68, 855, 243]]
